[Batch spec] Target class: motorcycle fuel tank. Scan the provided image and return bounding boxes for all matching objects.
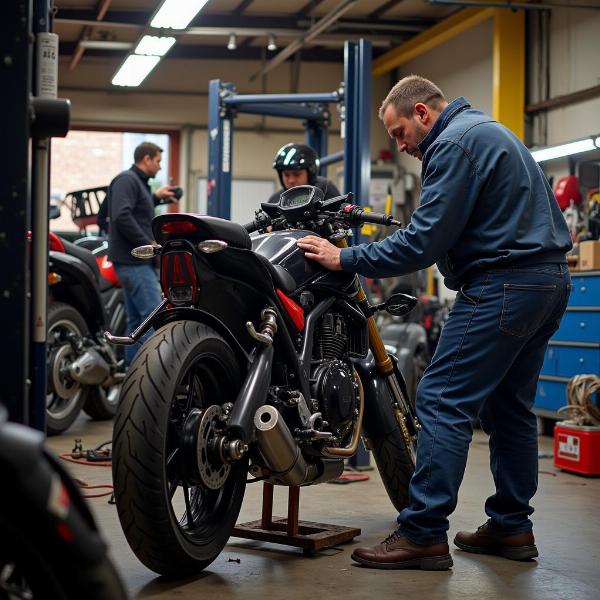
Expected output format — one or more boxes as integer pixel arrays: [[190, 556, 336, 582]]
[[251, 230, 356, 293]]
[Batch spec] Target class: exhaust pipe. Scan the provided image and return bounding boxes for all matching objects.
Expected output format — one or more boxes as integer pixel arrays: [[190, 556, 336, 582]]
[[254, 405, 318, 486], [68, 349, 110, 385]]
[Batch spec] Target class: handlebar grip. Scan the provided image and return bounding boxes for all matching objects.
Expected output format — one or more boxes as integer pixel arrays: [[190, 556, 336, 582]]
[[341, 204, 401, 227], [361, 211, 402, 227], [243, 220, 260, 233]]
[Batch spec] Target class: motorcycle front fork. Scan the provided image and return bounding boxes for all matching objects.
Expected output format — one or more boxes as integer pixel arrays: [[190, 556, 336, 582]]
[[334, 238, 420, 460]]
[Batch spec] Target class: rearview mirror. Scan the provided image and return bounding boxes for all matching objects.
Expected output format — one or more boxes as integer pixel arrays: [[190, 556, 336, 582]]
[[385, 293, 418, 317]]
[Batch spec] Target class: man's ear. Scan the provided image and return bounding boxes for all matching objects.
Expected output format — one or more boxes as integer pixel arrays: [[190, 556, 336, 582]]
[[414, 102, 428, 123]]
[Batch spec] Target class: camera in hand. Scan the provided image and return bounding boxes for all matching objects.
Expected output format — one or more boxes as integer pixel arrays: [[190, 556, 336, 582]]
[[169, 186, 183, 200]]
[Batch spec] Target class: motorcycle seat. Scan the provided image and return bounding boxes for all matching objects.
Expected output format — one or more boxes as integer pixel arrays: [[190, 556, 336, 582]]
[[61, 237, 101, 281], [198, 216, 252, 250]]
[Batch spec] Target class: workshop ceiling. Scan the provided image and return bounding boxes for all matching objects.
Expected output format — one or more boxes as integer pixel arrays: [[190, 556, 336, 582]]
[[55, 0, 457, 92]]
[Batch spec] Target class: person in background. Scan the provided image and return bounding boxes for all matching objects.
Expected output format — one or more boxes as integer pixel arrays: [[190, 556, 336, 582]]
[[108, 141, 178, 367], [268, 143, 340, 204], [297, 75, 572, 571]]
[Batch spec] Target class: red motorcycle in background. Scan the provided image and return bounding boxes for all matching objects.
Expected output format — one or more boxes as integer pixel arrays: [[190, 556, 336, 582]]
[[45, 231, 126, 434]]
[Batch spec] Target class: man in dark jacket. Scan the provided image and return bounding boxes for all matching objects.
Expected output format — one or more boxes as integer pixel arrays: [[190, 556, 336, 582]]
[[268, 143, 340, 204], [298, 76, 572, 570], [108, 141, 176, 366]]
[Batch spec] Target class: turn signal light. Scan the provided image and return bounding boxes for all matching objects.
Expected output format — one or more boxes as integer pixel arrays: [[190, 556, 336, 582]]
[[197, 240, 228, 253], [131, 244, 159, 259], [48, 272, 62, 285]]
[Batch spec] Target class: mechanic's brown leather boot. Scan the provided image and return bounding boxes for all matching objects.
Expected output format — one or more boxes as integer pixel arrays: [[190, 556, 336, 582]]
[[351, 531, 452, 570], [454, 521, 538, 561]]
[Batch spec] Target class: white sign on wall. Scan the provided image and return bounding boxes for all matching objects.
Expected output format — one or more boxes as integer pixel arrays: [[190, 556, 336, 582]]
[[196, 178, 275, 224]]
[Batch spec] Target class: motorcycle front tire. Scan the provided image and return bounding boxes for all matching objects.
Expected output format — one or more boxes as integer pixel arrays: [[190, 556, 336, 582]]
[[362, 375, 417, 514]]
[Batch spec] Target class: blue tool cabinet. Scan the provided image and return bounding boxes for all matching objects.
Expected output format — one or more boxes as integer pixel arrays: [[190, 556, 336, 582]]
[[535, 271, 600, 417]]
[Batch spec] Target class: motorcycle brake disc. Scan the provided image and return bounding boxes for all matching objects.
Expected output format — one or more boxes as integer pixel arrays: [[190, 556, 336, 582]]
[[196, 405, 231, 490]]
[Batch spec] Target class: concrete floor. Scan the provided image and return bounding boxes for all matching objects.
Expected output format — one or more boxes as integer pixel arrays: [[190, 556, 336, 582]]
[[47, 416, 600, 600]]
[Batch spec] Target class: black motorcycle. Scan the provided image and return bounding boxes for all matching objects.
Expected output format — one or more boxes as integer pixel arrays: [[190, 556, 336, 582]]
[[0, 407, 127, 599], [46, 232, 126, 435], [109, 185, 420, 576]]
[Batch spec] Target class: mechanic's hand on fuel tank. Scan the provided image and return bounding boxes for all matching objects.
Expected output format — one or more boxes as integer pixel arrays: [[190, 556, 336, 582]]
[[297, 235, 342, 271]]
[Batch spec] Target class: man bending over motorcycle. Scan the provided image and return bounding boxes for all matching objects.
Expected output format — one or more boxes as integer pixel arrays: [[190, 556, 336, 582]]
[[297, 75, 571, 570]]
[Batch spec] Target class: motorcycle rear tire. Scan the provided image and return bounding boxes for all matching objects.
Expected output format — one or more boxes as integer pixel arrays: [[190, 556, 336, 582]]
[[112, 320, 247, 577], [46, 302, 90, 436]]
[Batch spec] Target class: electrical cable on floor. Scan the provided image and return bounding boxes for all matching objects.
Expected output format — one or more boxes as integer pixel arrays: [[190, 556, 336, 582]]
[[58, 440, 113, 499], [59, 452, 112, 467], [558, 374, 600, 426], [73, 479, 114, 498]]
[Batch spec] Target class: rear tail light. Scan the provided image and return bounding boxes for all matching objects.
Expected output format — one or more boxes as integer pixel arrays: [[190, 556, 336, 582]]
[[161, 251, 199, 305], [161, 221, 198, 235]]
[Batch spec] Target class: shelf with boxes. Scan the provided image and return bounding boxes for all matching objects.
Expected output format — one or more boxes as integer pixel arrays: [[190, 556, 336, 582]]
[[535, 270, 600, 418]]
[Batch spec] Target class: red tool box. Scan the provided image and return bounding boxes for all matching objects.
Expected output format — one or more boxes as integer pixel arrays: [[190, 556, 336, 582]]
[[554, 421, 600, 475]]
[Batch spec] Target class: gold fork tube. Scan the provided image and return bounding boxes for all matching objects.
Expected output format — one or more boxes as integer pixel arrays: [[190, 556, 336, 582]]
[[334, 238, 393, 375]]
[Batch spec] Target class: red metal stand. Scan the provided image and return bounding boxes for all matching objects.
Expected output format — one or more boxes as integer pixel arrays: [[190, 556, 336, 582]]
[[233, 482, 361, 555]]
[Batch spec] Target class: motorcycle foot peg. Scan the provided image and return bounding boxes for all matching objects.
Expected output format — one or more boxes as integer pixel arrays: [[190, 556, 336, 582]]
[[247, 307, 278, 345]]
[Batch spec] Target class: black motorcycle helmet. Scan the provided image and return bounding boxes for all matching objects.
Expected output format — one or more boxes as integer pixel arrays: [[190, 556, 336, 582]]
[[273, 143, 320, 187]]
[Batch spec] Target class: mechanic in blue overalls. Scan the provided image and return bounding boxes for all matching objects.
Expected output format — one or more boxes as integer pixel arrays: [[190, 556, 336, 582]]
[[297, 75, 572, 571]]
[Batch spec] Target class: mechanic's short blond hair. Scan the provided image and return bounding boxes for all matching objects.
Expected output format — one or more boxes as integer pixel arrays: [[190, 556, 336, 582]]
[[379, 75, 445, 119]]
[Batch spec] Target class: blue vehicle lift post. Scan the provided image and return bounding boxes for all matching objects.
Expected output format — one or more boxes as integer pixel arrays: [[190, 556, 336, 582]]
[[206, 40, 371, 219]]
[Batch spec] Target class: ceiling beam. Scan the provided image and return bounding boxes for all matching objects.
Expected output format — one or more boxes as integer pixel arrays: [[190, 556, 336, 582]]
[[55, 11, 433, 34], [56, 21, 400, 46], [372, 7, 493, 76], [250, 0, 359, 80], [297, 0, 328, 17], [234, 0, 255, 12], [367, 0, 405, 19], [58, 41, 348, 63], [69, 0, 113, 71]]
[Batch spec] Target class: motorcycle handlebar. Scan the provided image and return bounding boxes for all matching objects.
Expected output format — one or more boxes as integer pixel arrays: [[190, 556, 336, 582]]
[[243, 210, 272, 233], [340, 203, 402, 227], [243, 220, 260, 233]]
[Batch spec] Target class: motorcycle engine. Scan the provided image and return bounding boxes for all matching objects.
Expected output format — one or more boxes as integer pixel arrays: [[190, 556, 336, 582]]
[[311, 312, 358, 438]]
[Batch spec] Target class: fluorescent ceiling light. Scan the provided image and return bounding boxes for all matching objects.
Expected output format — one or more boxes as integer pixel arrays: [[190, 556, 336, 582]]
[[112, 55, 160, 87], [135, 35, 176, 56], [531, 137, 600, 163], [151, 0, 210, 30]]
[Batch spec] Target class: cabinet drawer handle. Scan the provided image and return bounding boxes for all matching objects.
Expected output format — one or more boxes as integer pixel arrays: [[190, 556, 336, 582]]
[[580, 322, 586, 328], [579, 357, 585, 364], [580, 286, 586, 293]]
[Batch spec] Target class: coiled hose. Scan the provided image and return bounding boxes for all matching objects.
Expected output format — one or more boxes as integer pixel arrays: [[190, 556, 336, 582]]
[[558, 374, 600, 426]]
